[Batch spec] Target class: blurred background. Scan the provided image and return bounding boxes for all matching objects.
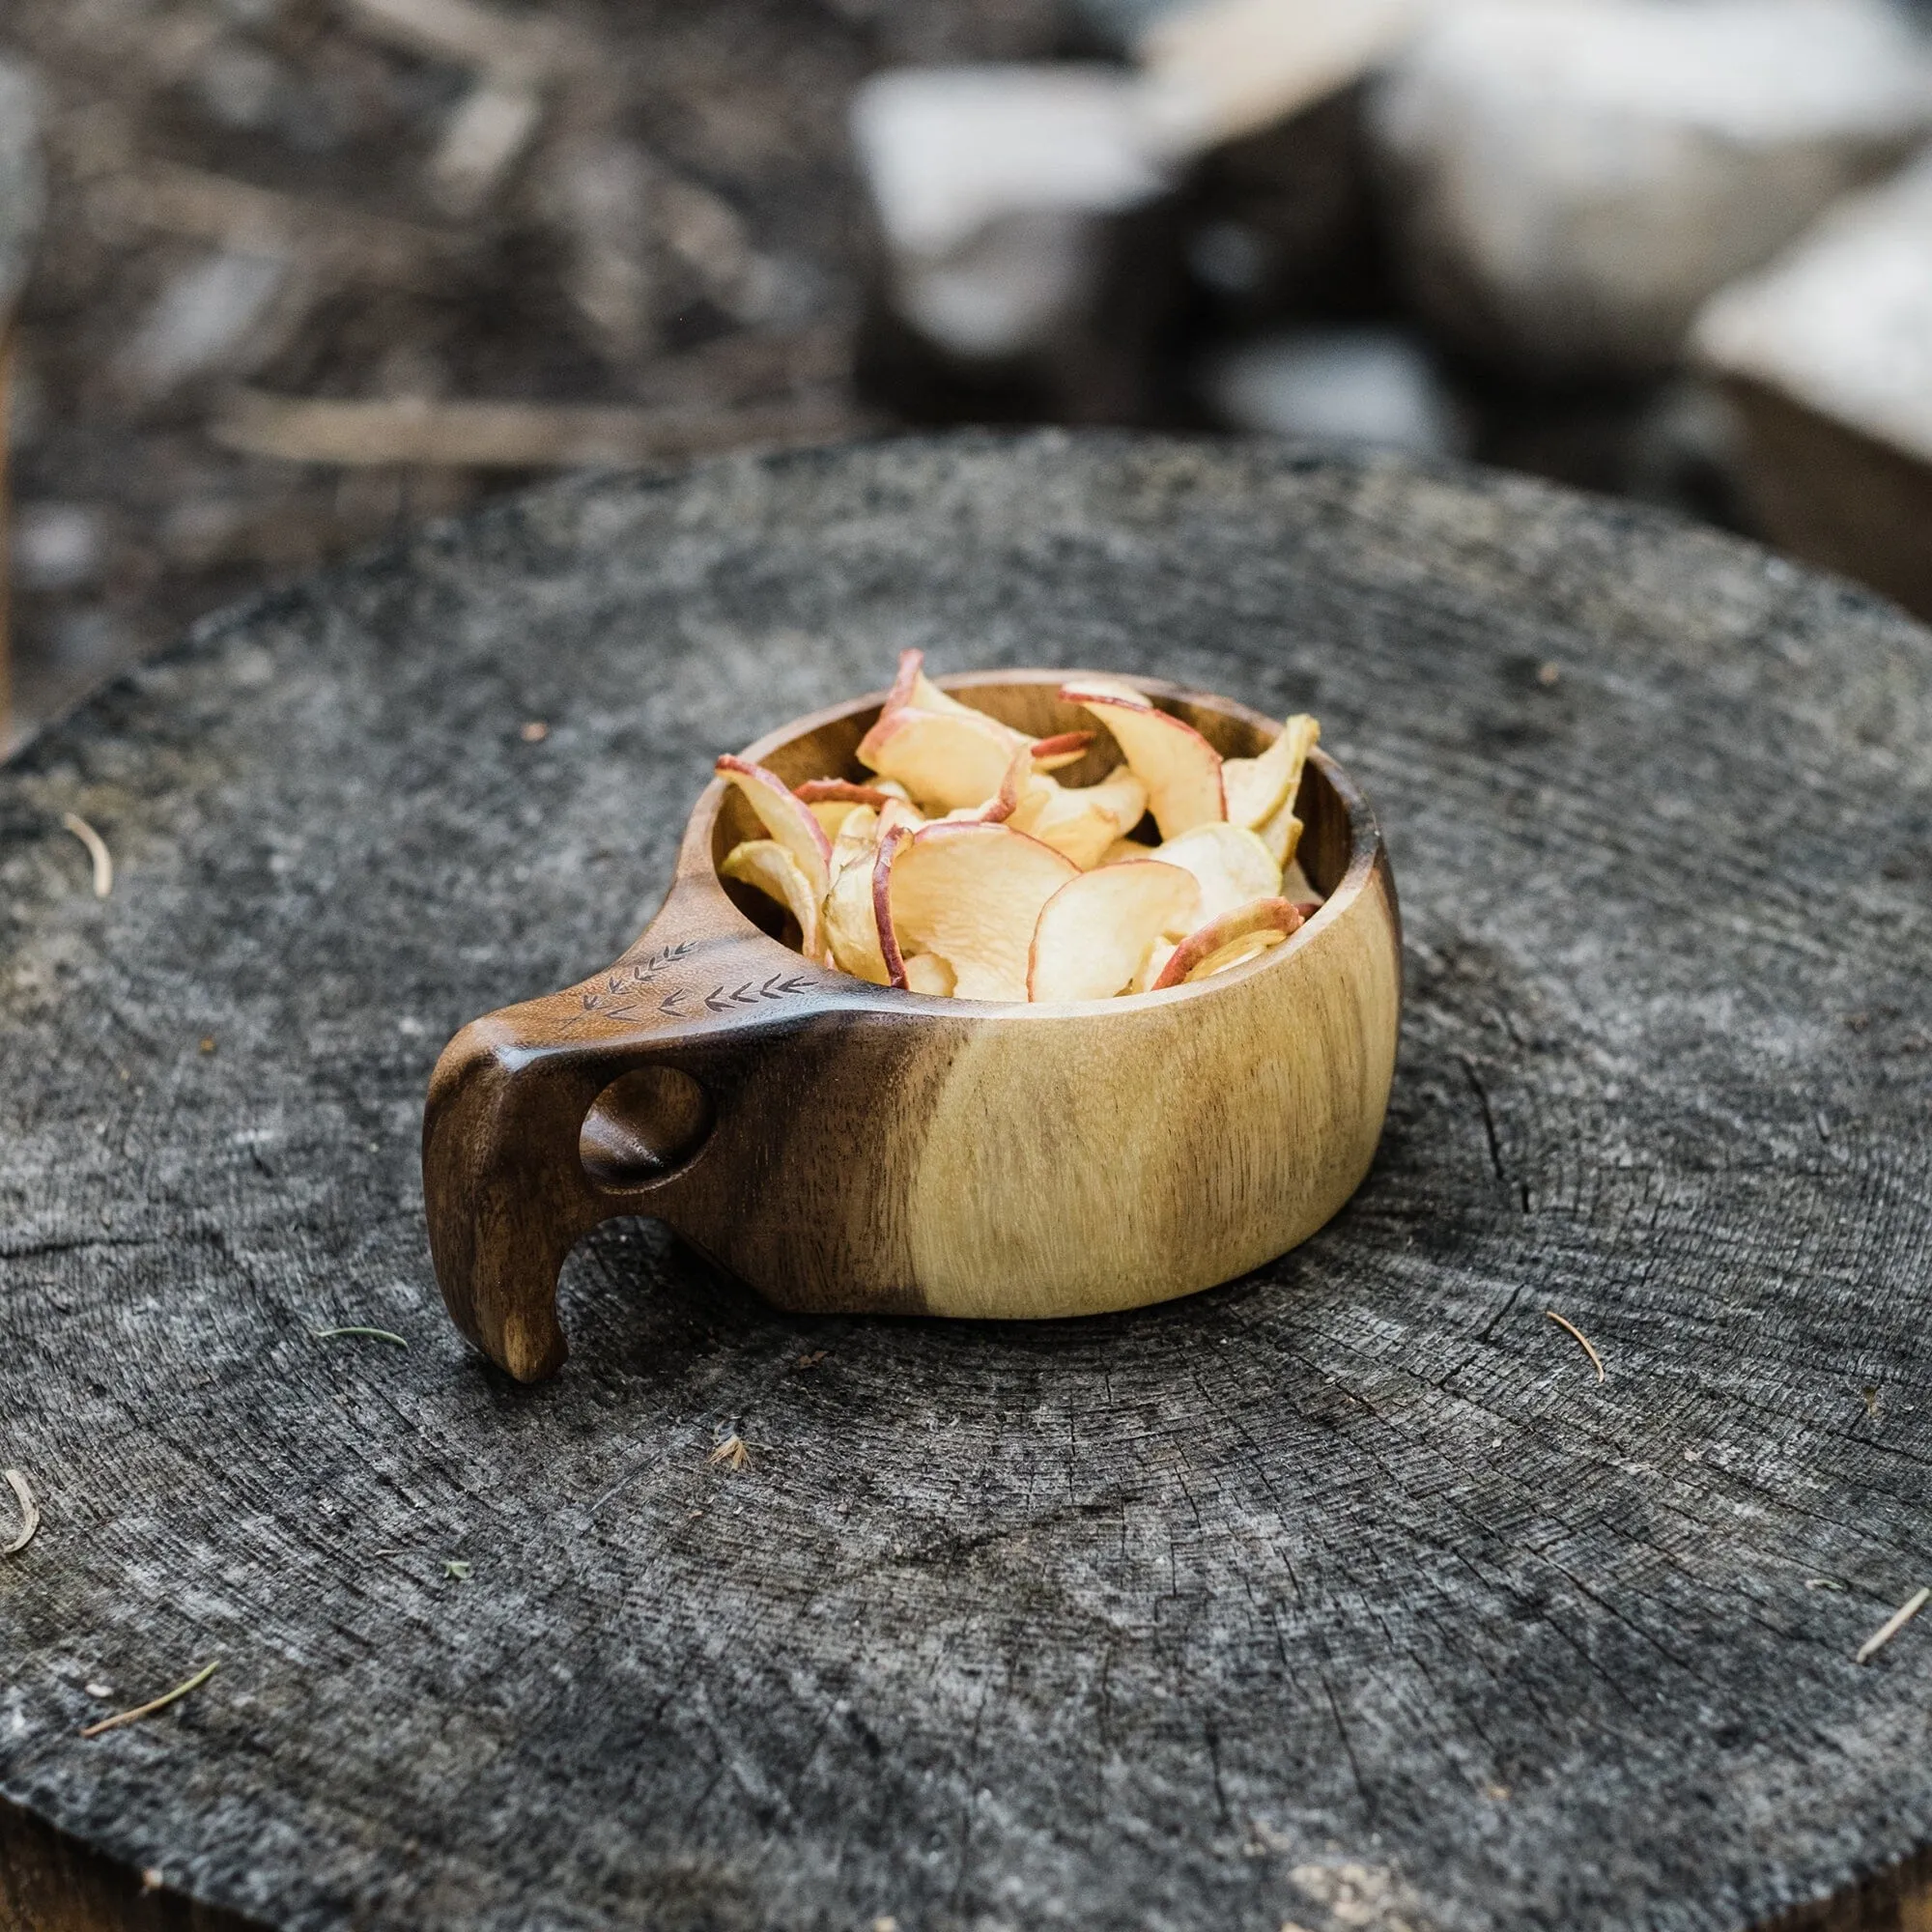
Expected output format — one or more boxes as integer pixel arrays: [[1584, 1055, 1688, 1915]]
[[2, 0, 1930, 748]]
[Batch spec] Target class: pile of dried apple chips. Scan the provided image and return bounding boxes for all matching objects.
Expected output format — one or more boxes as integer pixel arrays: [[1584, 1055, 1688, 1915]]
[[714, 652, 1323, 1002]]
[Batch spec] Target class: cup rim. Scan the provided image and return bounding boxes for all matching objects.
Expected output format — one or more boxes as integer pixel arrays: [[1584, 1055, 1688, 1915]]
[[681, 668, 1384, 1011]]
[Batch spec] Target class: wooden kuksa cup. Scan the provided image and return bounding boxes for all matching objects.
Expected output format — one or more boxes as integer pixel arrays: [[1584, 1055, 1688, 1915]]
[[424, 671, 1402, 1381]]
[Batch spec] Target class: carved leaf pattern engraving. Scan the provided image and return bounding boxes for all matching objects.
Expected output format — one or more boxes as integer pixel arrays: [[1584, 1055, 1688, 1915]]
[[560, 941, 814, 1031]]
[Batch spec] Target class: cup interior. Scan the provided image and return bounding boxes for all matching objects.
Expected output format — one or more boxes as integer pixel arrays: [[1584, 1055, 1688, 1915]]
[[709, 672, 1365, 952]]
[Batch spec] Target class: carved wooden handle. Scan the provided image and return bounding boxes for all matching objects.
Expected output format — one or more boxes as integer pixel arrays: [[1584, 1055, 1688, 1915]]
[[422, 895, 821, 1382]]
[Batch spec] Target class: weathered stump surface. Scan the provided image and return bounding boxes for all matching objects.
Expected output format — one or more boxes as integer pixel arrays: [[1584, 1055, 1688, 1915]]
[[2, 433, 1929, 1932]]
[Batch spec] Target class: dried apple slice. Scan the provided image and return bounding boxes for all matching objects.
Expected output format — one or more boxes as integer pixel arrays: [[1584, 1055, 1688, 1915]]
[[1189, 930, 1287, 979], [1009, 761, 1150, 870], [830, 804, 882, 876], [1027, 861, 1201, 1004], [822, 798, 929, 983], [795, 779, 892, 809], [903, 952, 956, 996], [795, 778, 893, 837], [1061, 685, 1225, 838], [716, 754, 832, 898], [871, 823, 913, 988], [823, 851, 891, 983], [877, 820, 1079, 1002], [875, 648, 1031, 739], [1130, 937, 1179, 994], [876, 796, 924, 841], [1152, 821, 1283, 930], [1223, 714, 1318, 831], [1150, 897, 1304, 990], [856, 705, 1022, 813], [1029, 729, 1096, 772], [936, 741, 1025, 826], [1060, 673, 1152, 709], [885, 646, 996, 724], [1281, 857, 1321, 906], [1258, 792, 1307, 867], [720, 839, 825, 960]]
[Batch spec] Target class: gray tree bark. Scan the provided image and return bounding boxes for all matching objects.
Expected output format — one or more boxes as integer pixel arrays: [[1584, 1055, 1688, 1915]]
[[1, 433, 1929, 1932]]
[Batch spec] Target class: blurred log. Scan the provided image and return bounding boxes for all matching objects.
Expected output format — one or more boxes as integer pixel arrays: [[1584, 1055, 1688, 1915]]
[[1694, 152, 1932, 621]]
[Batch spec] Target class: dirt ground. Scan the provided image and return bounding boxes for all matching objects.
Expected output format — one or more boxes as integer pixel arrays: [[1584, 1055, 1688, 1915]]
[[3, 0, 1065, 741]]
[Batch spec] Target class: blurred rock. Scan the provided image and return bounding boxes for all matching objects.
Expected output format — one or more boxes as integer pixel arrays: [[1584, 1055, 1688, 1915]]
[[851, 65, 1184, 419], [1065, 0, 1184, 56], [14, 503, 110, 592], [1201, 325, 1461, 455], [116, 249, 294, 398], [1137, 0, 1419, 154], [1372, 0, 1932, 378], [1097, 0, 1418, 329], [1694, 149, 1932, 619], [193, 38, 285, 132], [1173, 86, 1384, 332]]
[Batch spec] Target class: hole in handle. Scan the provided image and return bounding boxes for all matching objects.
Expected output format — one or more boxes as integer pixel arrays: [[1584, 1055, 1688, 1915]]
[[581, 1065, 713, 1191]]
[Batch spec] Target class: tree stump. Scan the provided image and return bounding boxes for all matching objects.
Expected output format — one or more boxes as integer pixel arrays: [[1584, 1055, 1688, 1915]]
[[2, 433, 1929, 1932]]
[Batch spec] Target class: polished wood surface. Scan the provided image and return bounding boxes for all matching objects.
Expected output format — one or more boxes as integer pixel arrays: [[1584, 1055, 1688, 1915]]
[[424, 671, 1401, 1382]]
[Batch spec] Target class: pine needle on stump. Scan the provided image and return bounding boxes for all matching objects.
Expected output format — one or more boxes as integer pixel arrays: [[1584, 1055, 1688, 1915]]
[[2, 1469, 39, 1556], [80, 1662, 218, 1739], [1545, 1310, 1606, 1382], [1856, 1587, 1929, 1665], [62, 812, 113, 898]]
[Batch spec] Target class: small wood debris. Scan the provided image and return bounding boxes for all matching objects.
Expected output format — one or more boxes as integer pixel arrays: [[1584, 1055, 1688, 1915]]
[[311, 1325, 409, 1347], [199, 1037, 216, 1054], [213, 388, 855, 470], [61, 812, 113, 898], [80, 1661, 218, 1738], [444, 1559, 472, 1580], [342, 0, 579, 85], [797, 1350, 827, 1369], [708, 1434, 750, 1471], [3, 1469, 41, 1556], [141, 1869, 164, 1893], [1544, 1309, 1606, 1382], [89, 162, 462, 294], [1855, 1586, 1929, 1665], [1484, 1781, 1511, 1801], [1536, 662, 1561, 687], [519, 720, 550, 743], [1804, 1578, 1847, 1592], [430, 81, 545, 218], [85, 1681, 112, 1698]]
